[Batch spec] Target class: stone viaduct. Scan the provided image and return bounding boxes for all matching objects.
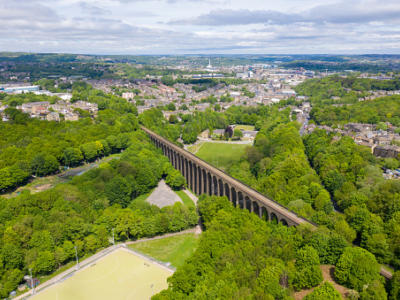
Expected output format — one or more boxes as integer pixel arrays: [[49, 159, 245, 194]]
[[142, 127, 394, 279], [142, 126, 315, 227]]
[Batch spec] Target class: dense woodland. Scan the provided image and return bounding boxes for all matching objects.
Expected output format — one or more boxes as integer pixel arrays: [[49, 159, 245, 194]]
[[154, 195, 389, 300], [0, 110, 139, 191], [1, 62, 108, 82], [3, 74, 400, 298], [0, 128, 195, 297], [282, 61, 400, 73], [295, 75, 400, 106], [303, 130, 400, 269], [144, 100, 400, 299], [294, 76, 400, 127], [309, 95, 400, 127]]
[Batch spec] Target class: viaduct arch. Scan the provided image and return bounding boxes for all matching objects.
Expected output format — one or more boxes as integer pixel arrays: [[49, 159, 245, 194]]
[[143, 126, 313, 227], [144, 127, 394, 279]]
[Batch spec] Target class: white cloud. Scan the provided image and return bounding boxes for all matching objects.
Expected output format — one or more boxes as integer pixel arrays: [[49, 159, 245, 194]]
[[79, 2, 110, 15], [168, 0, 400, 26], [0, 0, 399, 54]]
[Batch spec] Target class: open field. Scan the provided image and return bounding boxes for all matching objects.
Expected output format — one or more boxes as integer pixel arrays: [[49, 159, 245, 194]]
[[187, 143, 203, 154], [30, 249, 172, 300], [128, 233, 199, 268], [174, 190, 196, 207], [234, 125, 255, 131], [194, 142, 248, 170]]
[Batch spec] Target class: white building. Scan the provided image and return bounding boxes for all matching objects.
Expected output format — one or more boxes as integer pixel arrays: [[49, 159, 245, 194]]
[[122, 92, 134, 100]]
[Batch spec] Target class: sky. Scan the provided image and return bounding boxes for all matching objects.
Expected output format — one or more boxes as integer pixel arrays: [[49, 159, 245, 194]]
[[1, 0, 400, 55]]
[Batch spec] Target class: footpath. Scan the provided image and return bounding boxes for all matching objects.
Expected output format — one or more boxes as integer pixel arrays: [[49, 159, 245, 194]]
[[183, 188, 199, 205]]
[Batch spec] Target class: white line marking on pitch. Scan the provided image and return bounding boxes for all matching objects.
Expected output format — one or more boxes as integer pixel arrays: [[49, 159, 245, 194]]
[[126, 281, 166, 300], [72, 256, 120, 283]]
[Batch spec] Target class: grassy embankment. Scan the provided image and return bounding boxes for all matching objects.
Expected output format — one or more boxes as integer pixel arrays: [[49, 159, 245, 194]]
[[187, 143, 203, 153], [128, 233, 199, 268], [234, 124, 255, 131]]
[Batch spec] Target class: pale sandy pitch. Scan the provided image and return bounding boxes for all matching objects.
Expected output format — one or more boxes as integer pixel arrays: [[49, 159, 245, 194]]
[[30, 249, 172, 300]]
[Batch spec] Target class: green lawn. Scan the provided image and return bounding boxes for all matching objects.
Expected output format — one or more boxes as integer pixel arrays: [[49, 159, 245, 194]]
[[234, 124, 255, 131], [194, 142, 248, 170], [187, 143, 203, 154], [174, 190, 196, 207], [128, 233, 199, 268], [132, 188, 155, 203]]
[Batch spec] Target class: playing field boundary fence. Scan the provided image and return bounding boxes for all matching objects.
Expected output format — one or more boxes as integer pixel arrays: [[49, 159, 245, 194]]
[[17, 246, 118, 300], [122, 246, 177, 272], [16, 244, 175, 300]]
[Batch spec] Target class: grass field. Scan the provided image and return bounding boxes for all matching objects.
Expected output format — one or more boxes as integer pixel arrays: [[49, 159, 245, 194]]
[[132, 188, 155, 203], [187, 143, 203, 154], [128, 233, 199, 268], [194, 142, 248, 170], [174, 190, 195, 207], [234, 124, 255, 131], [31, 249, 172, 300]]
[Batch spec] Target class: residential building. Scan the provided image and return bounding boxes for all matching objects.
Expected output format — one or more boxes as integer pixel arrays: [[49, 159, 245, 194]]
[[65, 114, 79, 121], [46, 112, 60, 122]]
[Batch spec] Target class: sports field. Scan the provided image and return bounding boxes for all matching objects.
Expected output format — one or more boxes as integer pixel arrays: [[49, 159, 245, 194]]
[[194, 142, 248, 170], [234, 125, 255, 131], [30, 249, 172, 300], [129, 233, 199, 268]]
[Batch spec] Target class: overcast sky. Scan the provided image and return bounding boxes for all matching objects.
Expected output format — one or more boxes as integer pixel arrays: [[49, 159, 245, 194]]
[[1, 0, 400, 55]]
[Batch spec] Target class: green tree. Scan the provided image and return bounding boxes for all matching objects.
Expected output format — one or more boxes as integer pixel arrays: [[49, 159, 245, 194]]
[[54, 247, 68, 268], [255, 257, 287, 298], [63, 147, 83, 167], [168, 114, 177, 124], [384, 158, 399, 170], [1, 269, 24, 298], [376, 122, 388, 131], [334, 220, 357, 243], [31, 153, 46, 176], [359, 279, 387, 300], [293, 246, 323, 290], [84, 235, 99, 253], [303, 282, 342, 300], [335, 247, 380, 291], [105, 176, 132, 207], [167, 103, 176, 111], [33, 251, 56, 275], [233, 129, 243, 140], [1, 244, 23, 269], [73, 108, 91, 118], [314, 189, 331, 211], [29, 230, 54, 252], [389, 270, 400, 300], [9, 164, 30, 186], [80, 142, 98, 162], [62, 241, 76, 259], [295, 246, 321, 269], [165, 170, 187, 190], [324, 170, 346, 193], [44, 155, 60, 175]]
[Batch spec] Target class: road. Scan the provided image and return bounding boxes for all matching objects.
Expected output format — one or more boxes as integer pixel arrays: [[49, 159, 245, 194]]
[[299, 114, 310, 136]]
